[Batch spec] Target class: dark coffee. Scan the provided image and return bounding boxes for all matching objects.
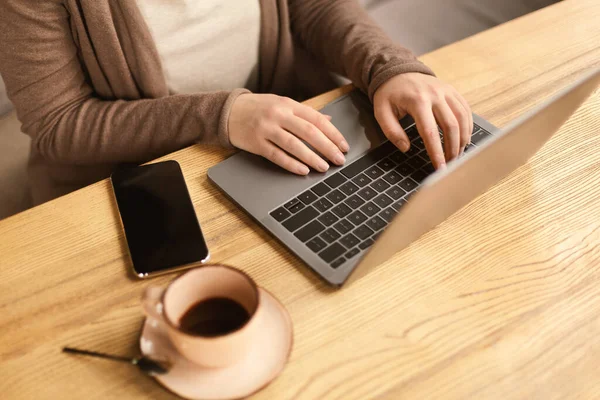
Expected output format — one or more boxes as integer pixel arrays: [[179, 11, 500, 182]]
[[178, 297, 250, 337]]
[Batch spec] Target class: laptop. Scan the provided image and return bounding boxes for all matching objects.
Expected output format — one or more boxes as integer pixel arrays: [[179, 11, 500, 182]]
[[208, 68, 600, 287]]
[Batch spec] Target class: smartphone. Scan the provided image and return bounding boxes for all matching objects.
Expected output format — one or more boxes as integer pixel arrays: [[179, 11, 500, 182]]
[[111, 160, 210, 278]]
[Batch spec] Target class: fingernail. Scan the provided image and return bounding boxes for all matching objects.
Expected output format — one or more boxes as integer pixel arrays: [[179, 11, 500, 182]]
[[459, 148, 465, 157], [298, 165, 310, 175], [438, 162, 447, 170], [318, 160, 330, 172], [397, 140, 410, 153], [334, 153, 346, 165], [324, 114, 333, 120], [340, 140, 350, 152]]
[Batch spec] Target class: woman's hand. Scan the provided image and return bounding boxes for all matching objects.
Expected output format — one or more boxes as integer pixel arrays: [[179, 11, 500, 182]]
[[229, 93, 349, 175], [373, 73, 473, 170]]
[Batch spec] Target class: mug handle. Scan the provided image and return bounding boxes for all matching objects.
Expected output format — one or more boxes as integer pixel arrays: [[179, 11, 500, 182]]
[[142, 286, 167, 323]]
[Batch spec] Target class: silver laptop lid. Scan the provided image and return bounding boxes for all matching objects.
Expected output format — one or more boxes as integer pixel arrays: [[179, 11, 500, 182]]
[[346, 67, 600, 285]]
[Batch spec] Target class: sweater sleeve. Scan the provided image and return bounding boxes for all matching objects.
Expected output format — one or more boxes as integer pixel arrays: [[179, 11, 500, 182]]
[[0, 0, 245, 166], [288, 0, 436, 100]]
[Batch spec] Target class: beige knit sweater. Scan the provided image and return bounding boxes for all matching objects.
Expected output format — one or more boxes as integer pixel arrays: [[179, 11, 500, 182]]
[[0, 0, 434, 204]]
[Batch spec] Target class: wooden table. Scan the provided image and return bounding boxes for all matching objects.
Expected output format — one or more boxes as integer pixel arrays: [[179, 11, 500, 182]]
[[2, 1, 600, 398]]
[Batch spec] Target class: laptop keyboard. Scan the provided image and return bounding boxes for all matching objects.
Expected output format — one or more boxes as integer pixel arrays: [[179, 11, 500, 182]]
[[269, 123, 492, 270]]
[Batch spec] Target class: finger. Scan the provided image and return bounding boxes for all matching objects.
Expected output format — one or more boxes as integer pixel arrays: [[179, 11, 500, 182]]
[[373, 101, 410, 152], [281, 115, 346, 166], [260, 141, 310, 176], [269, 128, 330, 173], [292, 103, 349, 153], [410, 102, 446, 169], [432, 101, 460, 161], [445, 94, 471, 153], [454, 92, 473, 144]]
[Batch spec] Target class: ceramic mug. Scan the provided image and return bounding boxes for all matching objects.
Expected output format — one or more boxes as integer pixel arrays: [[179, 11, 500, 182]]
[[143, 265, 261, 368]]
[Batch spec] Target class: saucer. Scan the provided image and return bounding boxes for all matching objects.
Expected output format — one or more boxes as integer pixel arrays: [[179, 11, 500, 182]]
[[139, 288, 293, 400]]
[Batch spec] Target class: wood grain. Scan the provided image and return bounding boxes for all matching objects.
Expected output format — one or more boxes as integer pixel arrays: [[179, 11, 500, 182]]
[[1, 0, 600, 399]]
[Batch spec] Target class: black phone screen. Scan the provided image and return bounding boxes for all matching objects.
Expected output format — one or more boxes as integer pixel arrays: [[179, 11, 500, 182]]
[[111, 161, 209, 277]]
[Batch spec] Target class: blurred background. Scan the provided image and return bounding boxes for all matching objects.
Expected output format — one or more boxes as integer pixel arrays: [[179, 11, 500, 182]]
[[0, 0, 558, 220]]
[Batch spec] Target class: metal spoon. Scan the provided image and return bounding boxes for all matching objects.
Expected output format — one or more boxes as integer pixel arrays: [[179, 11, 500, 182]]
[[63, 347, 171, 376]]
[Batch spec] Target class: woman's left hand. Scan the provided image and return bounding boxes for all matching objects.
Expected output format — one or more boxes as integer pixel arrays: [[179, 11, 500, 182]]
[[373, 73, 473, 170]]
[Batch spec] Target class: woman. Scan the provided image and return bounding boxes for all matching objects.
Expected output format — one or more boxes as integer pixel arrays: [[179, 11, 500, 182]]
[[0, 0, 472, 205]]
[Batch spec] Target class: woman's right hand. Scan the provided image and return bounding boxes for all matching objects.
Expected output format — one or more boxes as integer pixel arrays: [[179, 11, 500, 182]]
[[228, 93, 349, 175]]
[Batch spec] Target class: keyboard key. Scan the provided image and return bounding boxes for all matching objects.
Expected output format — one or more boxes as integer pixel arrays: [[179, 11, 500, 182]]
[[404, 191, 415, 202], [347, 210, 368, 226], [313, 198, 333, 213], [333, 219, 354, 235], [392, 199, 407, 211], [383, 170, 403, 185], [386, 186, 406, 200], [341, 157, 377, 179], [294, 220, 325, 242], [366, 215, 387, 231], [324, 173, 346, 188], [398, 178, 418, 192], [380, 207, 397, 223], [352, 173, 372, 187], [298, 190, 318, 205], [471, 128, 488, 145], [412, 137, 425, 150], [372, 231, 382, 241], [377, 158, 396, 171], [320, 228, 341, 244], [354, 225, 374, 240], [405, 126, 419, 139], [284, 198, 300, 210], [465, 143, 476, 153], [340, 142, 395, 178], [406, 145, 421, 157], [339, 181, 359, 196], [422, 163, 435, 174], [282, 206, 319, 232], [359, 239, 374, 250], [345, 194, 365, 209], [312, 182, 331, 196], [340, 233, 360, 249], [396, 163, 415, 176], [318, 211, 339, 226], [332, 203, 352, 218], [365, 165, 385, 179], [411, 169, 428, 183], [371, 178, 390, 193], [358, 187, 377, 201], [345, 248, 360, 259], [319, 243, 346, 263], [289, 202, 305, 213], [408, 156, 426, 169], [360, 202, 381, 217], [331, 257, 346, 269], [373, 193, 393, 209], [389, 151, 407, 164], [326, 189, 345, 204], [306, 236, 327, 253], [270, 207, 291, 222]]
